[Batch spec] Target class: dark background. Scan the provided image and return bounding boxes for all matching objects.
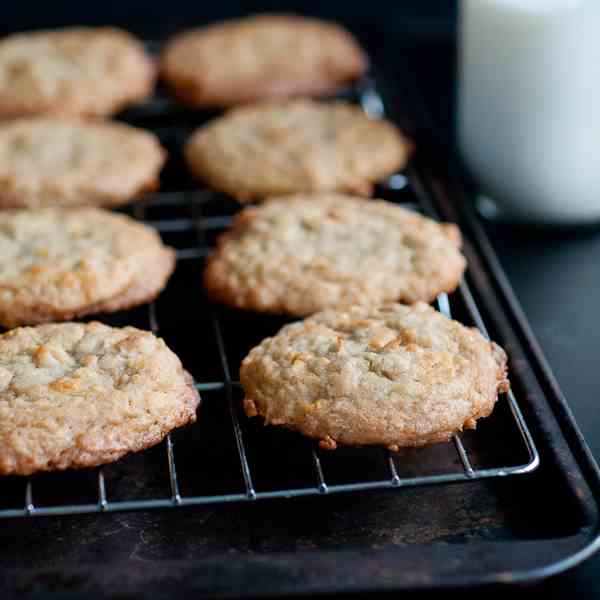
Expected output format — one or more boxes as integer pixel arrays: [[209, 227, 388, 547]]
[[0, 1, 456, 38], [2, 0, 600, 596]]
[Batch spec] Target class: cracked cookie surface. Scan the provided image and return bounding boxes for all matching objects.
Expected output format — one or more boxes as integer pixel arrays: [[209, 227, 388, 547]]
[[0, 27, 155, 118], [240, 303, 508, 450], [0, 118, 165, 209], [161, 14, 368, 108], [0, 208, 175, 327], [185, 100, 412, 201], [0, 321, 199, 475], [204, 194, 466, 315]]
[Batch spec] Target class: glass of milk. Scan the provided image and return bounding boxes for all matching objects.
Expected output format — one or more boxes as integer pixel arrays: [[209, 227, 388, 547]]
[[458, 0, 600, 224]]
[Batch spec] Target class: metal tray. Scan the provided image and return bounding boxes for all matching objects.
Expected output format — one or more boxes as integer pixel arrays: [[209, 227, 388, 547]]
[[0, 31, 600, 597]]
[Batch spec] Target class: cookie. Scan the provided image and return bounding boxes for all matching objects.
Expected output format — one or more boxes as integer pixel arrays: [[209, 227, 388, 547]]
[[204, 194, 465, 315], [185, 100, 411, 201], [0, 118, 165, 209], [241, 303, 508, 450], [0, 208, 175, 328], [0, 27, 155, 118], [160, 14, 368, 108], [0, 321, 199, 475]]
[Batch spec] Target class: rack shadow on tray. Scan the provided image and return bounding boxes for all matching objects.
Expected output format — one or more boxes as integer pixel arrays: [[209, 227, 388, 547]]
[[0, 66, 538, 519]]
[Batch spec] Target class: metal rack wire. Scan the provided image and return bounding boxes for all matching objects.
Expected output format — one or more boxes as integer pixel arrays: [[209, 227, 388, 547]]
[[0, 74, 539, 519]]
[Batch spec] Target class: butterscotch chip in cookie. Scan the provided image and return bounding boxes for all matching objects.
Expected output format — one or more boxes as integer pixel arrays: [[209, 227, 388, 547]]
[[240, 303, 509, 450], [204, 194, 465, 315], [161, 14, 368, 108], [0, 27, 155, 118], [184, 100, 411, 201], [0, 208, 175, 328], [0, 118, 165, 209], [0, 321, 199, 475]]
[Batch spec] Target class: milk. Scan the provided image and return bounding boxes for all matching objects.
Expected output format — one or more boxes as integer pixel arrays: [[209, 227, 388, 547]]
[[458, 0, 600, 224]]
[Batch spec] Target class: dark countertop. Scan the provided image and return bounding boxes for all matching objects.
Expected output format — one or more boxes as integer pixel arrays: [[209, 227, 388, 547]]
[[486, 219, 600, 597]]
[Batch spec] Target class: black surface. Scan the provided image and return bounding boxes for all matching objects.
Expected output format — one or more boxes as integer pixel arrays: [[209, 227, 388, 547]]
[[0, 0, 456, 40], [2, 2, 600, 596]]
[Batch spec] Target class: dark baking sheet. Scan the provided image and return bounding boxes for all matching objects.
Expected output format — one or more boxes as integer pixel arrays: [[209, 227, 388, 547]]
[[0, 29, 600, 597]]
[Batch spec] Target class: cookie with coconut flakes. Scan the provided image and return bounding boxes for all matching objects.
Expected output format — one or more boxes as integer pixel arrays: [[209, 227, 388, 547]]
[[0, 27, 155, 118], [204, 194, 465, 315], [240, 303, 508, 450], [185, 100, 412, 201], [0, 208, 175, 327], [0, 321, 199, 475], [161, 14, 368, 108], [0, 118, 165, 209]]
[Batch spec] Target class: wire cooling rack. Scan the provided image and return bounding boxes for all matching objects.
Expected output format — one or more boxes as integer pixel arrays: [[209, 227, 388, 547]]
[[0, 71, 539, 519]]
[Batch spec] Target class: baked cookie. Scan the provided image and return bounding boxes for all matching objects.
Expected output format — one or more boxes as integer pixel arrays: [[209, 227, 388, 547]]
[[160, 14, 368, 108], [204, 194, 465, 315], [0, 321, 199, 475], [0, 27, 155, 118], [241, 303, 508, 450], [185, 100, 411, 201], [0, 208, 175, 328], [0, 118, 165, 209]]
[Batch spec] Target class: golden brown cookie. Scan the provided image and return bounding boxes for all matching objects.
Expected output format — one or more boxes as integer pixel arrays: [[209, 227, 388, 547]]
[[0, 118, 165, 209], [184, 100, 411, 201], [0, 27, 155, 118], [204, 194, 465, 315], [241, 303, 508, 450], [160, 14, 368, 108], [0, 321, 199, 475], [0, 208, 175, 327]]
